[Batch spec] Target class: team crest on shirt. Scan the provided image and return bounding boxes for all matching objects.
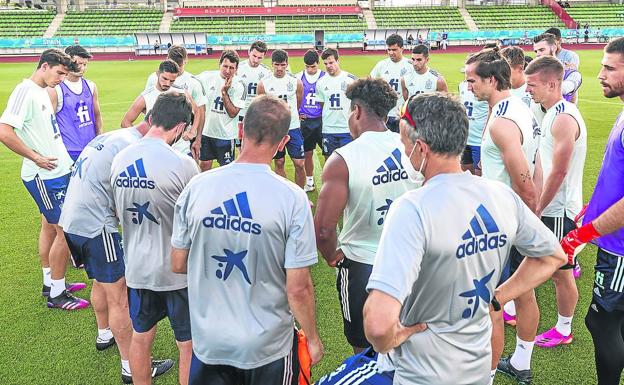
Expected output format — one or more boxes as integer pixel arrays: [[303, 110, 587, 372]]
[[287, 81, 294, 92], [400, 68, 408, 77], [426, 79, 433, 89], [341, 81, 348, 91]]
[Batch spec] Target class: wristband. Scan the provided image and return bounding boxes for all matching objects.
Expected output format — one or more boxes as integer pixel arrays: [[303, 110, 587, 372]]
[[491, 296, 501, 312]]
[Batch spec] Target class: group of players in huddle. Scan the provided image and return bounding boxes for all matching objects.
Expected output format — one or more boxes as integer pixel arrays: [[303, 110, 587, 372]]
[[1, 28, 624, 385]]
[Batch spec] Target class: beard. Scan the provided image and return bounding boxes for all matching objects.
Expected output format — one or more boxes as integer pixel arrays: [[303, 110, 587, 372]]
[[602, 80, 624, 98]]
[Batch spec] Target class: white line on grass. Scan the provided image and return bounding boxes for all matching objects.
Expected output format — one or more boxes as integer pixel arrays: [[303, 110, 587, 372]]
[[578, 98, 623, 106]]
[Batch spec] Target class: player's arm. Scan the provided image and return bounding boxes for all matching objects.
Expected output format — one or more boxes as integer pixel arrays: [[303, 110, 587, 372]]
[[533, 150, 543, 204], [0, 123, 57, 170], [256, 80, 265, 96], [92, 84, 103, 136], [314, 153, 349, 266], [537, 114, 578, 216], [286, 267, 324, 365], [171, 248, 189, 273], [120, 95, 146, 128], [221, 77, 241, 118], [436, 76, 448, 93], [490, 118, 538, 211], [46, 86, 58, 112], [401, 77, 409, 101], [364, 290, 427, 354], [296, 79, 303, 111]]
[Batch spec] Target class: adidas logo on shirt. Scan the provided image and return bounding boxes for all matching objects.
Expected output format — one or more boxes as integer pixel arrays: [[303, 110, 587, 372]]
[[372, 149, 408, 185], [456, 205, 507, 259], [203, 192, 261, 235], [115, 158, 155, 189]]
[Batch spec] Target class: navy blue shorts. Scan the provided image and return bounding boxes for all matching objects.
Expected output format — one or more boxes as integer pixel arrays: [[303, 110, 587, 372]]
[[300, 117, 322, 152], [336, 257, 373, 349], [542, 216, 577, 269], [386, 116, 399, 133], [189, 330, 299, 385], [65, 230, 125, 283], [128, 287, 192, 341], [316, 348, 393, 385], [592, 248, 624, 312], [461, 145, 481, 170], [200, 136, 235, 165], [322, 133, 352, 157], [275, 128, 305, 160], [22, 173, 70, 224]]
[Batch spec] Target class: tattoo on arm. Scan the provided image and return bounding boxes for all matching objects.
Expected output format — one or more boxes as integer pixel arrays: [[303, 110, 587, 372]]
[[520, 170, 531, 183]]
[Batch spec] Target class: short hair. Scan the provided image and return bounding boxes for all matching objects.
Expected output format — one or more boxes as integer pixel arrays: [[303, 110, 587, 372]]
[[249, 40, 267, 54], [544, 27, 562, 40], [386, 34, 404, 48], [150, 93, 192, 131], [533, 33, 557, 46], [346, 77, 397, 120], [321, 48, 339, 61], [219, 50, 240, 67], [525, 55, 564, 82], [64, 45, 92, 59], [412, 44, 429, 57], [605, 36, 624, 55], [403, 93, 468, 156], [37, 48, 72, 69], [243, 95, 291, 145], [303, 49, 319, 65], [158, 59, 180, 74], [271, 49, 288, 63], [465, 49, 512, 91], [500, 46, 525, 69], [167, 45, 187, 67]]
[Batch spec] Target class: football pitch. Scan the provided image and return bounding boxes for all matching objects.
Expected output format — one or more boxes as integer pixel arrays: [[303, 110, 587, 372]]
[[0, 49, 620, 384]]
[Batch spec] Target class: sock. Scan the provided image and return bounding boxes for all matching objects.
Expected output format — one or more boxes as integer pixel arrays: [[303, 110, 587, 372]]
[[50, 277, 65, 298], [121, 360, 131, 375], [98, 328, 113, 340], [504, 300, 516, 316], [489, 369, 496, 385], [42, 267, 51, 287], [510, 336, 534, 371], [306, 176, 314, 185], [555, 314, 573, 336]]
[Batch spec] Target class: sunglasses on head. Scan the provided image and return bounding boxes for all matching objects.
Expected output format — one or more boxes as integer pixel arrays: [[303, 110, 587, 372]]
[[399, 95, 418, 128]]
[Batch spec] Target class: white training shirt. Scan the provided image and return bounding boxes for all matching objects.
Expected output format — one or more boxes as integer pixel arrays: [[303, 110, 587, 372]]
[[370, 57, 413, 118], [261, 73, 300, 130], [481, 96, 540, 187], [539, 99, 587, 219], [315, 70, 357, 135], [0, 79, 73, 181], [402, 68, 441, 99], [237, 60, 272, 117], [196, 71, 246, 140]]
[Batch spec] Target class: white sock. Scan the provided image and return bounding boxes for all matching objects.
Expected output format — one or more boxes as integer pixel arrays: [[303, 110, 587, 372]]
[[50, 277, 65, 298], [121, 359, 131, 375], [489, 369, 496, 385], [555, 314, 573, 336], [510, 336, 534, 371], [98, 328, 113, 340], [504, 300, 516, 316], [306, 176, 314, 185], [42, 267, 51, 286]]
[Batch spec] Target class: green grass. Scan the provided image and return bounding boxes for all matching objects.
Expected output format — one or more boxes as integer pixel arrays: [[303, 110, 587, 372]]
[[0, 50, 620, 385]]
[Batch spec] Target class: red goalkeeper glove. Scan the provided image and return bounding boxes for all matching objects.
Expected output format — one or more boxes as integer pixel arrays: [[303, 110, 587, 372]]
[[561, 222, 601, 265]]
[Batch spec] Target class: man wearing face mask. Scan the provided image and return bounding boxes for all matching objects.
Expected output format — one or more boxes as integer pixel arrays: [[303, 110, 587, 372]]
[[110, 92, 199, 385], [362, 93, 565, 385], [315, 78, 417, 354], [464, 49, 543, 385]]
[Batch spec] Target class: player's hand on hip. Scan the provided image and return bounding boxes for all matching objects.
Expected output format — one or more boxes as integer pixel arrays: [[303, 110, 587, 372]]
[[328, 249, 345, 267], [307, 337, 324, 366], [34, 154, 57, 170]]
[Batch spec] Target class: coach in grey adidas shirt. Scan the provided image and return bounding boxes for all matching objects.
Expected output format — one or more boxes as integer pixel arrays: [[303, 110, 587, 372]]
[[363, 93, 566, 385]]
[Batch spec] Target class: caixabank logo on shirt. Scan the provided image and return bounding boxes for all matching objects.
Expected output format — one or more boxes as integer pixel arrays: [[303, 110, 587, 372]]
[[372, 148, 408, 185], [115, 158, 155, 189], [456, 204, 507, 259], [203, 192, 262, 235]]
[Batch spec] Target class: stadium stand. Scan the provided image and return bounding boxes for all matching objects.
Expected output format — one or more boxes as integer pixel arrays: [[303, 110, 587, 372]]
[[0, 9, 55, 37], [277, 0, 358, 5], [182, 0, 263, 7], [372, 6, 467, 30], [170, 16, 265, 34], [564, 4, 624, 28], [275, 15, 366, 33], [466, 5, 565, 30], [55, 9, 162, 36]]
